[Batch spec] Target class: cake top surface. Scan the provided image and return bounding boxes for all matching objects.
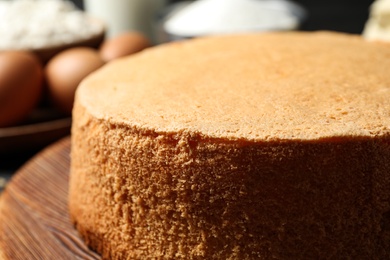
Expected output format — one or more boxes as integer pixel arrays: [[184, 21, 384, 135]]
[[76, 31, 390, 141]]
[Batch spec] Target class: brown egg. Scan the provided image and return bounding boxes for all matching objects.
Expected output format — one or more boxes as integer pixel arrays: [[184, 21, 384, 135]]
[[0, 51, 43, 127], [45, 47, 105, 115], [99, 31, 151, 62]]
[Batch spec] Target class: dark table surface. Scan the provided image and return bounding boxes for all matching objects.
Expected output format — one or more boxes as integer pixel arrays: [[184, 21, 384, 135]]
[[0, 0, 376, 193], [0, 150, 41, 192]]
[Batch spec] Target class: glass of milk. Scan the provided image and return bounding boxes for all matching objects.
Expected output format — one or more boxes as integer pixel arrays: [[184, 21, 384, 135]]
[[84, 0, 167, 42]]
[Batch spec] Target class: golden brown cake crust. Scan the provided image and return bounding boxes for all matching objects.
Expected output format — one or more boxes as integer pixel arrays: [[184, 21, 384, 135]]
[[69, 31, 390, 259], [77, 31, 390, 141]]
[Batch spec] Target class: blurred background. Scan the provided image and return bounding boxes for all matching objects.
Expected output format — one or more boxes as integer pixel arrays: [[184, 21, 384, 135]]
[[71, 0, 375, 34]]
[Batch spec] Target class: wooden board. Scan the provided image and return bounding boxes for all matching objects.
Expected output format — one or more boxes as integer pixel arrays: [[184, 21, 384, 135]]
[[0, 137, 100, 260]]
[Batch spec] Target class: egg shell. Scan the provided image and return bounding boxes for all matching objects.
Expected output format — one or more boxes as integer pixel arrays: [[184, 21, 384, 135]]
[[45, 47, 105, 115], [99, 31, 151, 62], [0, 51, 43, 127]]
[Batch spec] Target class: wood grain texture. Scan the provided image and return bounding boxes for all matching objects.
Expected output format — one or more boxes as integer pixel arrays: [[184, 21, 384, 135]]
[[0, 137, 100, 260]]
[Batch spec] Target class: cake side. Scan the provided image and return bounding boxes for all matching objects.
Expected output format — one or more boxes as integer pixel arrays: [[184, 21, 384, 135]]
[[69, 101, 390, 259]]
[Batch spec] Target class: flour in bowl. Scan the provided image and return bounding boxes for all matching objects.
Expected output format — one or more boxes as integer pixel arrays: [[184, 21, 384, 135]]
[[0, 0, 104, 50]]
